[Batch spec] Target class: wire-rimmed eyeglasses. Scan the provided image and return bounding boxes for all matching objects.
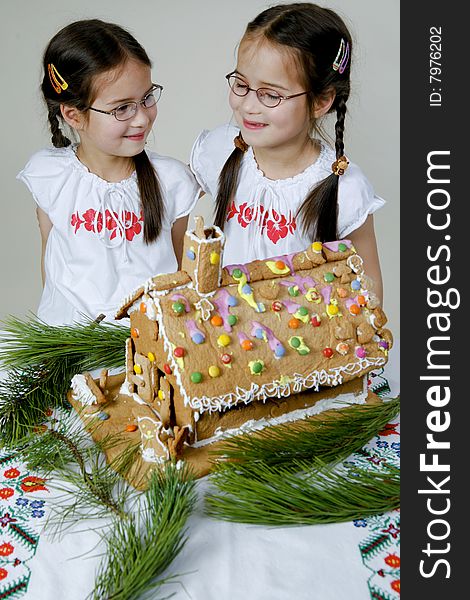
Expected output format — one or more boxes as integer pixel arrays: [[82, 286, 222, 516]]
[[226, 72, 307, 108], [88, 84, 163, 121]]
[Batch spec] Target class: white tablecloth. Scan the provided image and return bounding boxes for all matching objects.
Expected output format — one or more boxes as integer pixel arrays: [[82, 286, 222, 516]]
[[1, 342, 400, 600]]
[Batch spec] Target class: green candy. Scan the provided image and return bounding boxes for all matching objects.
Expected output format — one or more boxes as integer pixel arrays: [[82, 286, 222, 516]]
[[288, 286, 300, 297], [338, 243, 347, 252], [298, 306, 308, 316], [172, 301, 185, 314], [232, 268, 243, 279], [228, 314, 238, 326], [190, 371, 203, 383], [252, 361, 263, 374], [290, 337, 301, 348], [324, 272, 335, 283]]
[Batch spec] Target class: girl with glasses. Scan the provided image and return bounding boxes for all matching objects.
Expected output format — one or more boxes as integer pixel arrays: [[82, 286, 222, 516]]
[[191, 3, 385, 303], [18, 19, 199, 325]]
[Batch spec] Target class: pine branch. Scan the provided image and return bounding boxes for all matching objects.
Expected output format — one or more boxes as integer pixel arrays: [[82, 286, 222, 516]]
[[210, 396, 400, 468], [206, 459, 400, 526], [92, 463, 197, 600], [1, 314, 128, 371]]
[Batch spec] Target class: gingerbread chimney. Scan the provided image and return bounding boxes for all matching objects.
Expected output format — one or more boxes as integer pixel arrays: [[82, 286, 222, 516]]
[[181, 216, 225, 295]]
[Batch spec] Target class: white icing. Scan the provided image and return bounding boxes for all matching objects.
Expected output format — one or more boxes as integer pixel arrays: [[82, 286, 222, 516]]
[[71, 374, 97, 406], [138, 416, 169, 463], [191, 382, 368, 448]]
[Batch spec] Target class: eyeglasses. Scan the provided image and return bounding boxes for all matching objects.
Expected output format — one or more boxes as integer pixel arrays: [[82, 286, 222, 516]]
[[88, 84, 163, 121], [226, 72, 307, 108]]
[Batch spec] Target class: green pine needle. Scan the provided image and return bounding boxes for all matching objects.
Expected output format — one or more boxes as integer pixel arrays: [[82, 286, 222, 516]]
[[210, 396, 400, 467], [1, 314, 128, 371], [92, 463, 197, 600], [206, 459, 399, 526]]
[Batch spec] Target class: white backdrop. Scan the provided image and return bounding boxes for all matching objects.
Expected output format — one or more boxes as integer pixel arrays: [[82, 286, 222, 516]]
[[0, 0, 399, 334]]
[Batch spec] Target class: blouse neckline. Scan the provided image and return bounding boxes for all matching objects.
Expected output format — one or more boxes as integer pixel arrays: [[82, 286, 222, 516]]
[[67, 144, 138, 188], [245, 139, 332, 186]]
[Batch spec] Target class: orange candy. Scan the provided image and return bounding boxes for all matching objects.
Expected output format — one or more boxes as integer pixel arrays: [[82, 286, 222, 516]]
[[288, 318, 300, 329], [139, 302, 147, 313], [241, 339, 253, 351], [210, 315, 224, 327], [357, 295, 367, 306], [130, 327, 139, 338], [349, 304, 361, 315], [126, 424, 138, 432], [275, 260, 286, 270]]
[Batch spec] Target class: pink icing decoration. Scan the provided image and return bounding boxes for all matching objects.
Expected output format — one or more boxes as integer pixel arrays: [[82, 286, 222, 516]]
[[270, 253, 296, 273], [237, 331, 250, 343], [281, 300, 302, 314], [186, 319, 205, 342], [322, 240, 352, 252], [320, 286, 332, 305], [214, 289, 233, 332], [251, 321, 286, 358]]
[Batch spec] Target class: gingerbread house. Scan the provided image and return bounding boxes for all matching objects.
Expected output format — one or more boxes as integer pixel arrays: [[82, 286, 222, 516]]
[[103, 217, 392, 465]]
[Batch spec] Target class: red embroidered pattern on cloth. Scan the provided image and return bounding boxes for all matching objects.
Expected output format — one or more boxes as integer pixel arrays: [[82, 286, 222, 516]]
[[227, 202, 297, 244], [70, 209, 143, 241]]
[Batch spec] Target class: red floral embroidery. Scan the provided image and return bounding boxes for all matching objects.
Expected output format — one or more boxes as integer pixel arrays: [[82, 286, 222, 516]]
[[3, 469, 20, 480], [0, 489, 14, 501], [226, 202, 297, 244], [384, 553, 400, 568], [0, 543, 14, 557], [70, 208, 143, 241], [391, 579, 400, 593], [0, 567, 7, 581], [19, 476, 48, 493]]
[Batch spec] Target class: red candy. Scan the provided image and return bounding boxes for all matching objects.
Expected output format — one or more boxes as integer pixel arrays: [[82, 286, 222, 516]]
[[271, 301, 282, 312], [322, 347, 334, 359], [221, 353, 232, 364], [163, 363, 172, 375], [310, 315, 321, 327], [174, 347, 185, 358]]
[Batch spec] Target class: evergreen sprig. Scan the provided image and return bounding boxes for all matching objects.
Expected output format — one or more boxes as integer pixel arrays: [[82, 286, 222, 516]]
[[206, 459, 399, 526], [1, 314, 128, 371], [92, 463, 197, 600], [210, 397, 400, 468]]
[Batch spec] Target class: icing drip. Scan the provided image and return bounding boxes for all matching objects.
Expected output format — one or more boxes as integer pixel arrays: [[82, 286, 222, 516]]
[[71, 374, 97, 406], [320, 286, 332, 305], [251, 321, 286, 358], [282, 299, 302, 314], [323, 239, 353, 252], [186, 319, 206, 344], [214, 289, 237, 332]]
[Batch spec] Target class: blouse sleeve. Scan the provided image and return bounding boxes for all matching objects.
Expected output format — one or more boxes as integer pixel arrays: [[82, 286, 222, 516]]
[[150, 154, 201, 224], [189, 124, 240, 196], [336, 163, 386, 238], [16, 148, 63, 213]]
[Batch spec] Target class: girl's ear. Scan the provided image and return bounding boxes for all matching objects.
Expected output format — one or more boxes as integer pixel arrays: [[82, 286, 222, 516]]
[[313, 88, 336, 118], [60, 104, 86, 131]]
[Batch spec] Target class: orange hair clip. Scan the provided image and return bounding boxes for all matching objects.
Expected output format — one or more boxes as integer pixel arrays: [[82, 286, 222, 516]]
[[48, 63, 68, 94]]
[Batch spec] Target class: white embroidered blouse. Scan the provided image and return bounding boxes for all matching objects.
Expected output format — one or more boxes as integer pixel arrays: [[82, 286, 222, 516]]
[[190, 124, 385, 266], [18, 146, 200, 325]]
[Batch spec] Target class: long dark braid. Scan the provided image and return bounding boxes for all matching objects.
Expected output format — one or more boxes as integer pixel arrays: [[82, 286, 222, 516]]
[[41, 19, 163, 242], [215, 3, 352, 240]]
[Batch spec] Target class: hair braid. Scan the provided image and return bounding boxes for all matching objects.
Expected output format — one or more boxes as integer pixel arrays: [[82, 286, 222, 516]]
[[47, 104, 70, 148], [334, 96, 347, 159], [214, 146, 244, 230]]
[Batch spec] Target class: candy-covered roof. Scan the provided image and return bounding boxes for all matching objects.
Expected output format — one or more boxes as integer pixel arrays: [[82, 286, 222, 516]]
[[117, 228, 392, 415]]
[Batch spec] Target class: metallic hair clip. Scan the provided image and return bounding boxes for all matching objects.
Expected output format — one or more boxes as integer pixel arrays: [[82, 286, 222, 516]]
[[234, 133, 249, 153], [332, 39, 350, 74], [48, 63, 68, 94], [332, 156, 349, 176]]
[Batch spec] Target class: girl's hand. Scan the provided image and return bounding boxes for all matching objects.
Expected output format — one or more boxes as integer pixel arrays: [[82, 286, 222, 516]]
[[347, 214, 383, 305], [36, 207, 53, 286]]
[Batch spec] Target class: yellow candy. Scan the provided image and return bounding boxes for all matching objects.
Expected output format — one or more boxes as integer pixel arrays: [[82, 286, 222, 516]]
[[217, 334, 231, 347], [327, 304, 339, 316], [311, 241, 323, 253], [208, 365, 221, 378], [158, 389, 165, 400], [133, 364, 142, 375], [210, 252, 220, 265], [147, 352, 155, 362]]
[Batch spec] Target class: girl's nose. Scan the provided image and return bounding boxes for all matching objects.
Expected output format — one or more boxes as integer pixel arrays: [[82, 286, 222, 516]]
[[240, 90, 263, 113], [129, 103, 156, 127]]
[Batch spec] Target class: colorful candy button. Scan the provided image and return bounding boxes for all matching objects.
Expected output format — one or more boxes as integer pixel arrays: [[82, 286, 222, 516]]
[[288, 286, 300, 297], [147, 352, 155, 362], [163, 363, 172, 375], [337, 287, 348, 298], [355, 347, 367, 359], [241, 339, 254, 351], [351, 279, 361, 291], [210, 315, 224, 327], [338, 243, 347, 252], [322, 347, 334, 359], [326, 304, 339, 316], [158, 390, 165, 400], [131, 327, 139, 338], [349, 304, 361, 316], [232, 269, 243, 279], [190, 371, 203, 383], [126, 424, 138, 432], [139, 302, 147, 313], [357, 295, 367, 306], [172, 301, 185, 315], [290, 336, 301, 348], [311, 241, 323, 253], [275, 260, 286, 270], [271, 301, 283, 312], [186, 249, 196, 260], [217, 334, 231, 347], [221, 353, 232, 364], [174, 347, 185, 358], [192, 333, 205, 345], [249, 360, 264, 375], [227, 314, 238, 326], [208, 365, 221, 378], [133, 364, 142, 374], [310, 314, 321, 327], [288, 318, 300, 329], [210, 252, 220, 265], [336, 342, 350, 356]]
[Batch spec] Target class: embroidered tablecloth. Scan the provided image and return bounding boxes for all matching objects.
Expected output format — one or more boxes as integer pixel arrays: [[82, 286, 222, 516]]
[[1, 344, 400, 600]]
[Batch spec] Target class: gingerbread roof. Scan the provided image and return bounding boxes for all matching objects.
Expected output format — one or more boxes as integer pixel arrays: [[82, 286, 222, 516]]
[[116, 221, 392, 416]]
